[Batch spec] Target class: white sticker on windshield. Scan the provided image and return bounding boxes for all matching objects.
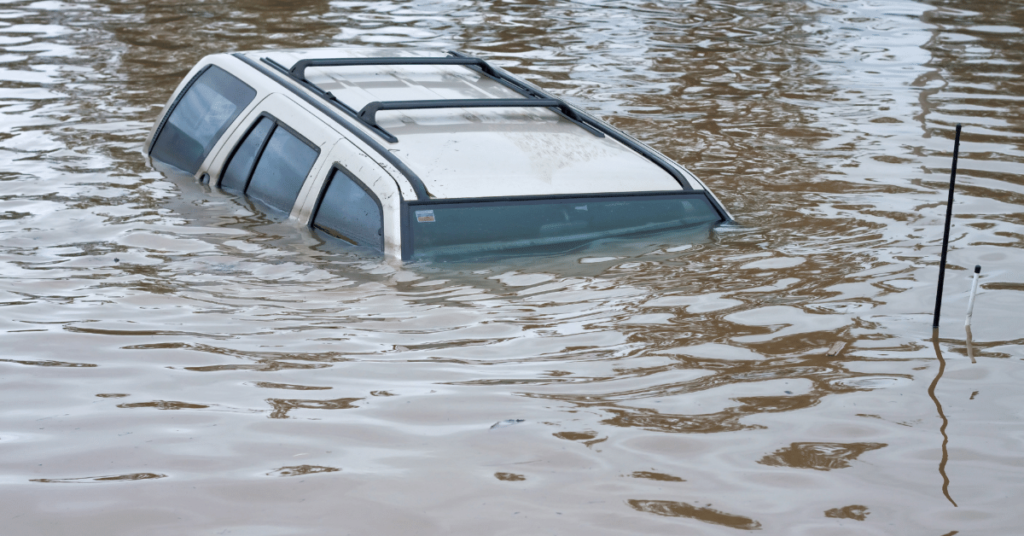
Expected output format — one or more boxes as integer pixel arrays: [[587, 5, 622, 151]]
[[416, 210, 435, 223], [575, 205, 588, 211]]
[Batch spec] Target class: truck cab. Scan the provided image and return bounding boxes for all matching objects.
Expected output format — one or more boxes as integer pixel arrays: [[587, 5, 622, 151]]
[[144, 48, 732, 260]]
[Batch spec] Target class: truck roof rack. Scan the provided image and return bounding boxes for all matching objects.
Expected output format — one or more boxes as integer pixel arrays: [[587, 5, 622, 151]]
[[264, 55, 603, 143], [258, 51, 692, 191]]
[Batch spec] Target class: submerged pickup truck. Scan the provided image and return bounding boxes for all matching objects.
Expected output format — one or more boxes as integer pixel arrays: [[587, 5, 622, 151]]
[[144, 47, 732, 260]]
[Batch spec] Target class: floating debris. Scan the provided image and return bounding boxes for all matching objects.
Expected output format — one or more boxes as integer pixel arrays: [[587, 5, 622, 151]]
[[117, 400, 208, 410], [32, 473, 166, 484], [490, 419, 525, 429], [266, 397, 361, 419], [824, 504, 869, 521], [553, 430, 607, 448], [626, 471, 685, 482], [628, 500, 761, 530], [758, 442, 886, 471], [0, 359, 97, 368], [267, 465, 340, 477]]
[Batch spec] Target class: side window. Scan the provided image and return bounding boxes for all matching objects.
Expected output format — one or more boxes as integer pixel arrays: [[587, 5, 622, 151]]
[[312, 168, 384, 251], [150, 66, 256, 174], [220, 117, 274, 192], [217, 116, 319, 214], [246, 126, 319, 213]]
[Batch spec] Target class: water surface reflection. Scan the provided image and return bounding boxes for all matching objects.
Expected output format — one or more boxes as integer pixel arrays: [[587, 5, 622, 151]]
[[0, 0, 1022, 534]]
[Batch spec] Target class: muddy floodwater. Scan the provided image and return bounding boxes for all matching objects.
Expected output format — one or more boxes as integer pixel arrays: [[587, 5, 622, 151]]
[[1, 0, 1023, 534]]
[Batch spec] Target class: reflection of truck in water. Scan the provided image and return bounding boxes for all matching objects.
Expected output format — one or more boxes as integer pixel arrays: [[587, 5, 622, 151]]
[[144, 48, 732, 260]]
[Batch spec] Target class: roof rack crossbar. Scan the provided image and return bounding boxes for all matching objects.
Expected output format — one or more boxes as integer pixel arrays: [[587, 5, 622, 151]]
[[286, 55, 603, 141], [291, 57, 497, 81], [359, 98, 580, 129]]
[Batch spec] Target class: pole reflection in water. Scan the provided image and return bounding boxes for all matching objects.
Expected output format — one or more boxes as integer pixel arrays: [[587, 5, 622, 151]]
[[930, 330, 957, 508]]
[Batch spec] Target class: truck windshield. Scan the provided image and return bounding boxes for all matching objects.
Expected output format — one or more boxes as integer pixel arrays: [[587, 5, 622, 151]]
[[150, 66, 256, 174], [406, 193, 722, 259]]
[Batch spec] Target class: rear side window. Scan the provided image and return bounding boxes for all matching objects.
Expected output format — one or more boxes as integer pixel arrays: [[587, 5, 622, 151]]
[[312, 168, 384, 251], [151, 65, 256, 174], [218, 115, 320, 214]]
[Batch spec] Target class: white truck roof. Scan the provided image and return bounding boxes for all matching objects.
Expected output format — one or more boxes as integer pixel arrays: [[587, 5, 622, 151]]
[[239, 48, 693, 200]]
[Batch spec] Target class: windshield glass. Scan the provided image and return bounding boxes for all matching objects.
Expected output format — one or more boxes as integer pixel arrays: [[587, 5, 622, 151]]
[[406, 193, 722, 260], [151, 66, 256, 174]]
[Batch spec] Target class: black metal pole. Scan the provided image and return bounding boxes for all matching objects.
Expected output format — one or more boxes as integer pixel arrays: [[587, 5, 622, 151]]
[[933, 124, 962, 330]]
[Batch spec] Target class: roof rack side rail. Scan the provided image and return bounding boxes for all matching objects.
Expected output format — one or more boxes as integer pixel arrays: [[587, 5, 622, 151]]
[[446, 50, 693, 191], [359, 98, 580, 129], [233, 53, 431, 201], [291, 57, 498, 81]]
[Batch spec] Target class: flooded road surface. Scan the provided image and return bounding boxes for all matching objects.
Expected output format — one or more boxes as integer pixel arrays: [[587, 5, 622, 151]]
[[1, 0, 1022, 533]]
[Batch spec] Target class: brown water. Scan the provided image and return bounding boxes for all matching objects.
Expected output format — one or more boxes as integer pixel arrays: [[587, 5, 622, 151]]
[[1, 0, 1022, 534]]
